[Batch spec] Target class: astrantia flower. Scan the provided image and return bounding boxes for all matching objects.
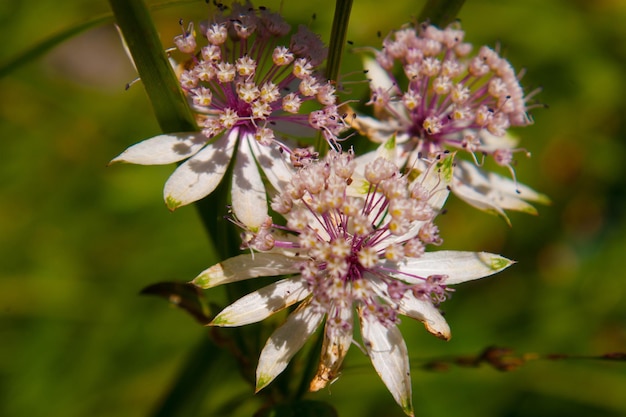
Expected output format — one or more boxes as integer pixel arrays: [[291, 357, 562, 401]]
[[352, 23, 548, 220], [110, 1, 346, 229], [192, 151, 514, 416]]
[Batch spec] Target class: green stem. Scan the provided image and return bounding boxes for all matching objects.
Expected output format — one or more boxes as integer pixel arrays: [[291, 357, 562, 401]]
[[149, 336, 227, 417], [418, 0, 467, 27], [192, 174, 238, 261], [110, 0, 227, 263], [325, 0, 353, 83], [294, 330, 324, 399], [109, 0, 197, 134], [316, 0, 353, 155], [110, 1, 244, 416]]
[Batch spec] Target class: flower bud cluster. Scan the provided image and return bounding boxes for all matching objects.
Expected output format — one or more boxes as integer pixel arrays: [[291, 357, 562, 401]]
[[173, 1, 346, 148], [367, 23, 533, 159]]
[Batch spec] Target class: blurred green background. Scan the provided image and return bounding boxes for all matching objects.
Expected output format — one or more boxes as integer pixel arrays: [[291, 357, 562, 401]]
[[1, 0, 625, 416]]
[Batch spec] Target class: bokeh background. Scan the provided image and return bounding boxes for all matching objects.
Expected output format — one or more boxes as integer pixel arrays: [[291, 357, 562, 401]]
[[1, 0, 625, 416]]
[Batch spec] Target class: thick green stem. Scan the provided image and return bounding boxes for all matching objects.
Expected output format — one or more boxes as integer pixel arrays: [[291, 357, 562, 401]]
[[316, 0, 353, 155], [294, 330, 324, 399], [149, 336, 226, 417], [325, 0, 353, 83], [418, 0, 466, 27], [110, 1, 243, 415], [109, 0, 197, 134], [110, 0, 226, 263]]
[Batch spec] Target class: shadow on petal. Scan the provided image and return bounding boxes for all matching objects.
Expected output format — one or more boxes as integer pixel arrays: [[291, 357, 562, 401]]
[[187, 148, 230, 174]]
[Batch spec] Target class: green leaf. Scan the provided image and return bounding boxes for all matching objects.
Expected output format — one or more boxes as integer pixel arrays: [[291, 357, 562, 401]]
[[140, 281, 212, 324], [0, 14, 113, 79], [149, 336, 231, 417], [0, 1, 201, 79]]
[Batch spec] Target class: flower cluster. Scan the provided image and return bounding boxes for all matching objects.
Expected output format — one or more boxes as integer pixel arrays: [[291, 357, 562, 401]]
[[193, 152, 513, 415], [353, 23, 548, 220], [111, 5, 541, 416], [176, 4, 341, 145], [111, 1, 347, 229]]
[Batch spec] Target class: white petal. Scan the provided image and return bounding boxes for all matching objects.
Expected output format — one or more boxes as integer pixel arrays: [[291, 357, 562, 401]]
[[114, 24, 136, 71], [192, 253, 301, 289], [375, 134, 401, 162], [454, 160, 490, 186], [310, 303, 354, 391], [486, 170, 550, 204], [350, 140, 422, 196], [399, 146, 418, 167], [479, 130, 519, 152], [454, 160, 549, 217], [231, 136, 269, 229], [418, 152, 454, 213], [350, 114, 399, 144], [110, 132, 207, 165], [363, 57, 397, 92], [367, 274, 450, 341], [485, 190, 538, 214], [381, 153, 453, 247], [347, 150, 380, 197], [249, 139, 293, 192], [360, 309, 414, 416], [389, 251, 515, 285], [256, 301, 324, 392], [398, 293, 450, 340], [452, 174, 511, 223], [210, 276, 310, 326], [453, 161, 529, 220], [362, 58, 407, 115], [163, 130, 237, 209]]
